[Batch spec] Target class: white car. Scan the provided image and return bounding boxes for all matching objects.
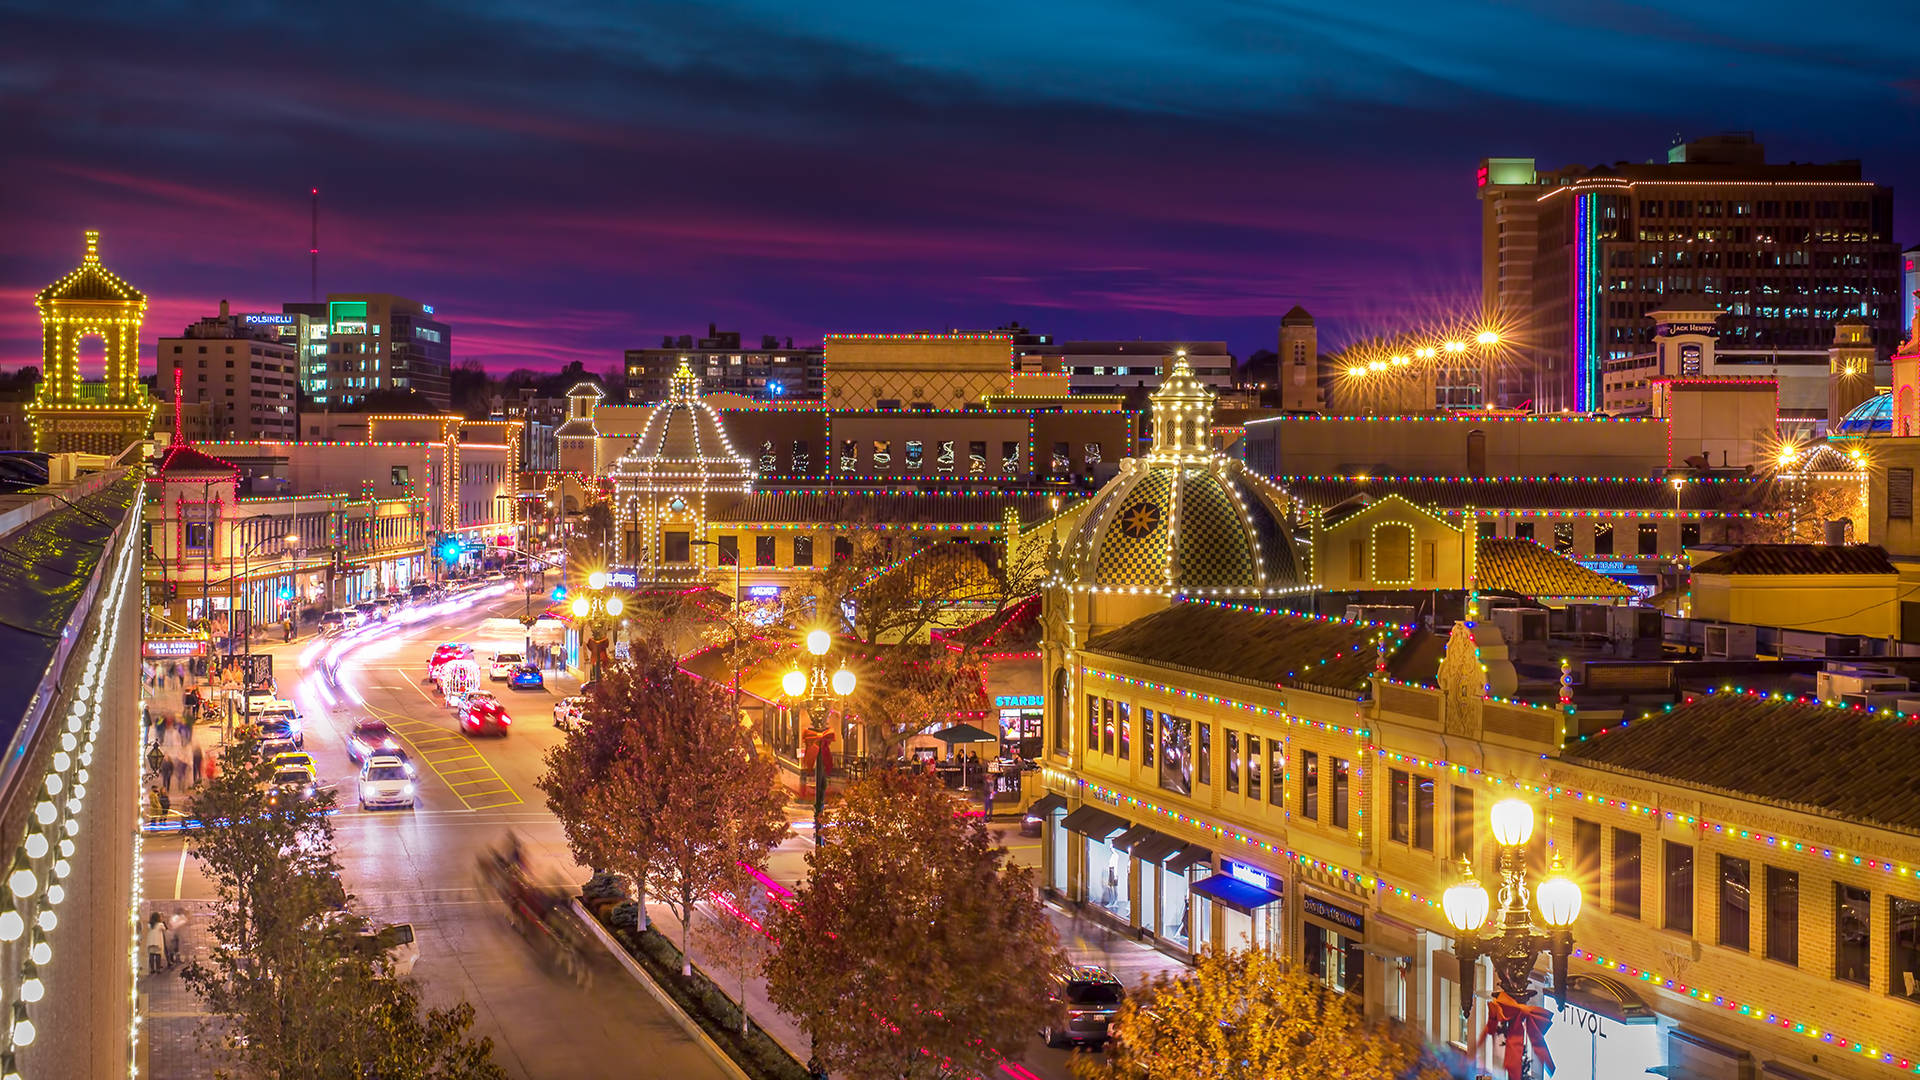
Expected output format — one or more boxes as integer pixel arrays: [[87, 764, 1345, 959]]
[[370, 922, 418, 978], [488, 652, 524, 681], [553, 696, 587, 729], [242, 690, 281, 715], [357, 756, 416, 810]]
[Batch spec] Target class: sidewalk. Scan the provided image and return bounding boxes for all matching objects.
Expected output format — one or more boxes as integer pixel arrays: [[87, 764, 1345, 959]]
[[139, 901, 232, 1080]]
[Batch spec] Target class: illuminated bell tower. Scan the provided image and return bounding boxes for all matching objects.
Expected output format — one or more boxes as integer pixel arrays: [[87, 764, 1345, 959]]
[[30, 230, 154, 454]]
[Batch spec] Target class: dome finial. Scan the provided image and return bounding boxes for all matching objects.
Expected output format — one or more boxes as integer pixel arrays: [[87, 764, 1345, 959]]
[[1147, 348, 1214, 457], [670, 359, 700, 400], [83, 230, 101, 265]]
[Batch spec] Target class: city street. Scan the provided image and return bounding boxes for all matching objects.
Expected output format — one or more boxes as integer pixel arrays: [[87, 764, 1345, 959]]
[[141, 592, 731, 1080], [141, 593, 1175, 1080]]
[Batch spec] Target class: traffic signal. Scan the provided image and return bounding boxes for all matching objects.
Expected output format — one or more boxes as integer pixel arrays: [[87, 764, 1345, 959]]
[[439, 540, 462, 562], [551, 585, 568, 602], [277, 586, 294, 602]]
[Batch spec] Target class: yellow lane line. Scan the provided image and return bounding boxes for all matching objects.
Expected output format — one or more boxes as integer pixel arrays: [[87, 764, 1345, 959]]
[[353, 672, 524, 811]]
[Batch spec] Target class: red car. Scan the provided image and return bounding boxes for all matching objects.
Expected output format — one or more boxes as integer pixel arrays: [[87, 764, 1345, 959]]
[[460, 699, 511, 737], [427, 643, 473, 676]]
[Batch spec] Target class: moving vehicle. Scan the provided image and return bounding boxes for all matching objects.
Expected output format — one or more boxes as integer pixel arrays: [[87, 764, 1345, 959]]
[[428, 643, 472, 676], [357, 756, 416, 810], [460, 699, 511, 737], [319, 610, 345, 635], [448, 687, 496, 715], [341, 608, 365, 631], [408, 583, 434, 602], [553, 696, 586, 729], [371, 597, 395, 620], [1042, 965, 1125, 1048], [355, 601, 383, 624], [258, 737, 297, 761], [346, 719, 404, 764], [242, 690, 281, 715], [255, 715, 303, 750], [265, 763, 317, 810], [488, 652, 525, 680], [509, 665, 544, 690]]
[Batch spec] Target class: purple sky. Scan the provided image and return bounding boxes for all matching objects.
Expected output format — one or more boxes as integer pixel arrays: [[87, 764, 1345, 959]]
[[2, 1, 1915, 373]]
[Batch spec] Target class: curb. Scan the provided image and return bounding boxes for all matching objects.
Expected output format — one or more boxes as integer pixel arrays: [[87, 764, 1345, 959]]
[[572, 899, 753, 1080]]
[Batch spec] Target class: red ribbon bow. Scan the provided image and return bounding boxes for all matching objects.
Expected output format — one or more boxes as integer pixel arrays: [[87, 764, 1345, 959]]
[[1478, 991, 1555, 1079], [802, 727, 835, 774]]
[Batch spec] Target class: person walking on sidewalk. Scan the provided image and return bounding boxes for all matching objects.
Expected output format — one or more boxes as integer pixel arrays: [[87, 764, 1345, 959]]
[[146, 914, 166, 975], [190, 745, 204, 788]]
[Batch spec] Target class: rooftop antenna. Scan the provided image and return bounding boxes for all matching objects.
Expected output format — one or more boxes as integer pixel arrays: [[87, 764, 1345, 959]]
[[309, 186, 319, 302]]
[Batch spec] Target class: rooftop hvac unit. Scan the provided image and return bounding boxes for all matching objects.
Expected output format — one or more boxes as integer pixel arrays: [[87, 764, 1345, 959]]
[[1779, 630, 1866, 659], [1817, 666, 1908, 703], [1840, 690, 1914, 713], [1490, 607, 1548, 645], [1345, 605, 1417, 627], [1703, 623, 1757, 661], [1562, 603, 1612, 636]]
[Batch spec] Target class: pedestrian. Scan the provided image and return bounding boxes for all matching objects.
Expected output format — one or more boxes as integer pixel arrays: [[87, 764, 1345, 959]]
[[166, 908, 187, 967], [203, 752, 217, 785], [158, 755, 175, 793], [191, 745, 204, 788], [146, 914, 165, 975]]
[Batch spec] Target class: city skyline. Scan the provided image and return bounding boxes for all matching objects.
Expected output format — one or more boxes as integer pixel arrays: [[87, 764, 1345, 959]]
[[2, 0, 1917, 373]]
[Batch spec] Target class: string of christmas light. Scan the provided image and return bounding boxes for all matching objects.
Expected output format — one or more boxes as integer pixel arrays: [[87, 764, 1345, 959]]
[[1084, 669, 1371, 738]]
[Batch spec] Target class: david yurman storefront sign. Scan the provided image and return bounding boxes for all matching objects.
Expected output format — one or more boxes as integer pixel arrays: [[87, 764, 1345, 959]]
[[1302, 895, 1364, 933]]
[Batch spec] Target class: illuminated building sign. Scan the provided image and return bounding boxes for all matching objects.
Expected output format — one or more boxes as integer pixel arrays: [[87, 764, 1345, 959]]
[[421, 304, 435, 315], [994, 695, 1042, 708], [1573, 191, 1599, 412], [242, 313, 296, 326], [1656, 323, 1719, 337], [1475, 165, 1488, 188], [746, 585, 782, 598], [1224, 860, 1278, 893], [607, 567, 640, 589], [1578, 560, 1642, 575], [143, 639, 207, 658], [1302, 895, 1364, 933]]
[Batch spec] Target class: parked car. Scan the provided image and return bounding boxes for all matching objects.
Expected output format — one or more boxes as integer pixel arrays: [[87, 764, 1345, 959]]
[[356, 601, 383, 624], [508, 665, 544, 690], [1042, 966, 1124, 1048], [319, 610, 345, 635], [488, 652, 525, 681], [408, 583, 434, 602], [363, 922, 418, 977], [357, 755, 416, 810], [341, 608, 365, 631], [264, 763, 317, 810], [460, 700, 511, 737], [255, 714, 303, 750], [553, 696, 586, 729]]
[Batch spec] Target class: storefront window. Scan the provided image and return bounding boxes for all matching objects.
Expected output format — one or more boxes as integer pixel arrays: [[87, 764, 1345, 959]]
[[1049, 810, 1069, 894], [1305, 916, 1365, 996], [1718, 855, 1750, 951], [1225, 730, 1240, 793], [1089, 836, 1129, 922], [1766, 866, 1798, 965], [1837, 883, 1871, 985], [1892, 897, 1920, 1000], [1246, 736, 1261, 801], [1159, 715, 1190, 795]]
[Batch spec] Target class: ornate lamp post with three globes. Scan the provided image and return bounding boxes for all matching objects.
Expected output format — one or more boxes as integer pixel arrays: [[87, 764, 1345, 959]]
[[1442, 796, 1582, 1080], [782, 629, 854, 846], [569, 570, 624, 684]]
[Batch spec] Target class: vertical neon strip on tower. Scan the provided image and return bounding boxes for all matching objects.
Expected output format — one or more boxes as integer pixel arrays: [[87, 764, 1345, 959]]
[[1573, 192, 1599, 412]]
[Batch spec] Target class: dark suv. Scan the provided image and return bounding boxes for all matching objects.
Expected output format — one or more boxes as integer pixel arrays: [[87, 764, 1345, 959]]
[[1042, 965, 1124, 1048]]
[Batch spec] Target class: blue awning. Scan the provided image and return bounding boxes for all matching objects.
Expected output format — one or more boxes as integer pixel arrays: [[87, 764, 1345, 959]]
[[1190, 872, 1281, 914]]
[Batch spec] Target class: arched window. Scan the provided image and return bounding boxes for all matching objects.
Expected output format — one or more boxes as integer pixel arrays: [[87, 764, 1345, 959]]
[[1466, 429, 1487, 477], [1051, 667, 1069, 753]]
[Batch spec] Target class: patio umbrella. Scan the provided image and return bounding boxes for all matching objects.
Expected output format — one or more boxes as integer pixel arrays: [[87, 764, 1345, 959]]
[[929, 722, 998, 744]]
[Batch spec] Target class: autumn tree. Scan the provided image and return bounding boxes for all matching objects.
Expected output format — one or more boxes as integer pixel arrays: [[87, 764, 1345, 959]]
[[539, 641, 789, 972], [695, 862, 776, 1036], [1072, 948, 1445, 1080], [184, 733, 504, 1079], [765, 770, 1061, 1080]]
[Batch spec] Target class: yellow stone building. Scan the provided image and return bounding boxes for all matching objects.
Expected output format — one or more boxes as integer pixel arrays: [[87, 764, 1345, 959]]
[[1031, 357, 1920, 1077], [30, 230, 155, 454]]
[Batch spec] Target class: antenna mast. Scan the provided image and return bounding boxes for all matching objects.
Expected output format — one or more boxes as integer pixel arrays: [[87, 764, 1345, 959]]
[[309, 187, 319, 302]]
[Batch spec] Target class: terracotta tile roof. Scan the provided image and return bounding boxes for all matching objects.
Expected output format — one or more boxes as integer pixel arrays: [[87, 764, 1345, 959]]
[[1691, 544, 1896, 576], [1279, 476, 1763, 512], [1567, 692, 1920, 831], [1476, 538, 1634, 599], [933, 594, 1040, 652], [1083, 600, 1423, 694], [710, 489, 1074, 525]]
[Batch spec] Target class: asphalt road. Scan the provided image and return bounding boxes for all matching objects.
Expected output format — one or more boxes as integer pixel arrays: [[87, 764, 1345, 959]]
[[142, 593, 732, 1080], [143, 592, 1148, 1080]]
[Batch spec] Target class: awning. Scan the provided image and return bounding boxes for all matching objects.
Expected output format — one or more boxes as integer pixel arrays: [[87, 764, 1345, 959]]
[[1162, 845, 1214, 874], [1023, 793, 1066, 819], [1061, 805, 1130, 840], [1190, 872, 1282, 914], [1111, 825, 1159, 851], [1131, 833, 1185, 864]]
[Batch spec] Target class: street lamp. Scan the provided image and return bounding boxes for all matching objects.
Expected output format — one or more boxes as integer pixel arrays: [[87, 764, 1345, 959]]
[[569, 573, 624, 683], [1443, 796, 1581, 1080], [783, 628, 855, 845], [233, 528, 301, 670]]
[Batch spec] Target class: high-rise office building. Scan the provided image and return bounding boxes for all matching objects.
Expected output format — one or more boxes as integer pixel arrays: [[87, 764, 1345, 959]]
[[156, 301, 300, 440], [309, 294, 452, 409], [1480, 134, 1900, 412], [625, 325, 822, 403]]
